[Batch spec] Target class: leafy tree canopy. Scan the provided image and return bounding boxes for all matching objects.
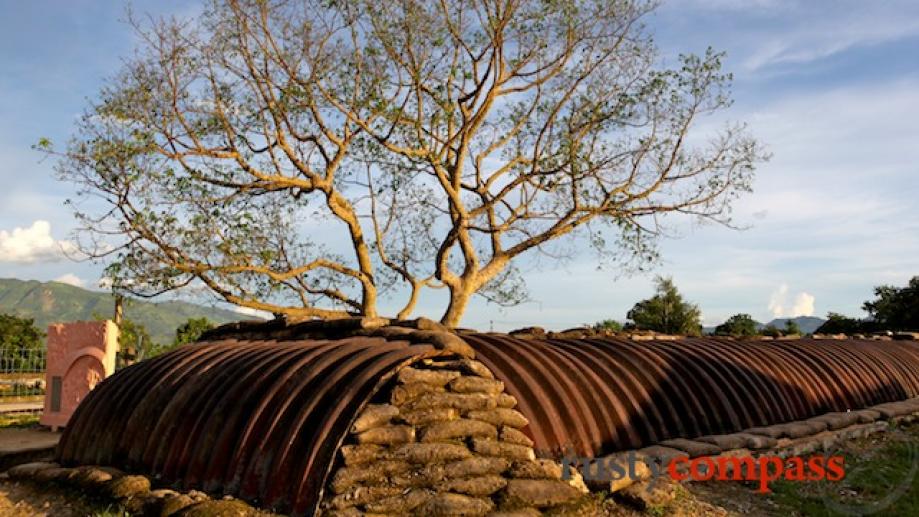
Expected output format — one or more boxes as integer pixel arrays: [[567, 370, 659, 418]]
[[760, 324, 782, 338], [0, 314, 43, 351], [46, 0, 764, 327], [815, 312, 875, 335], [783, 320, 801, 336], [174, 317, 215, 346], [0, 314, 44, 372], [627, 276, 701, 336], [714, 313, 757, 337], [863, 276, 919, 331], [592, 319, 623, 332], [118, 318, 156, 358]]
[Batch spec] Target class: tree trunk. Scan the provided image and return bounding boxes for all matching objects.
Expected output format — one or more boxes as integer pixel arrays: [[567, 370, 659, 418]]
[[440, 286, 473, 328]]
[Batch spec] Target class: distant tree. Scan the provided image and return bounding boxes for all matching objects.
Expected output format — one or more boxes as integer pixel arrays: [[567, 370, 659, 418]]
[[863, 276, 919, 331], [627, 277, 702, 336], [760, 324, 782, 338], [783, 320, 801, 336], [815, 312, 874, 335], [714, 313, 758, 337], [117, 318, 157, 361], [174, 317, 215, 347], [592, 319, 623, 333], [0, 314, 44, 372]]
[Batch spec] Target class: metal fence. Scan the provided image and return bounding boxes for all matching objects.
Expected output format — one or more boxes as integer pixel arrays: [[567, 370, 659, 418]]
[[0, 346, 46, 416]]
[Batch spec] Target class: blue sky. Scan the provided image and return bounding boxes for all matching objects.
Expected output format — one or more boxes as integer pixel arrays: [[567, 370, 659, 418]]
[[1, 0, 917, 330]]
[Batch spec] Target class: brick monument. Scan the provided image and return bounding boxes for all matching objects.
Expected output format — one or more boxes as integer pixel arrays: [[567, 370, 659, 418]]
[[40, 321, 119, 430]]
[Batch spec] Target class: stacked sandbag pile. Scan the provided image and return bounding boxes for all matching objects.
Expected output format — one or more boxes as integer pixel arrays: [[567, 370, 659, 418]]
[[322, 356, 588, 516]]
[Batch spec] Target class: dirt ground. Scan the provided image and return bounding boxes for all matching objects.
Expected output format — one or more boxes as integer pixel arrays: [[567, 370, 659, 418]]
[[0, 421, 916, 516], [0, 480, 124, 517], [0, 426, 60, 454]]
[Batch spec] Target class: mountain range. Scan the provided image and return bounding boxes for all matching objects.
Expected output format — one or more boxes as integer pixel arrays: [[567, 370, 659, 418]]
[[703, 315, 827, 335], [0, 278, 253, 344], [2, 277, 831, 342], [763, 316, 826, 334]]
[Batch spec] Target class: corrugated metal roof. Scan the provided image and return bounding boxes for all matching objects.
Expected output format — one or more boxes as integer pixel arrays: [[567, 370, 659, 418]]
[[56, 331, 919, 515], [57, 336, 445, 515], [464, 335, 919, 457]]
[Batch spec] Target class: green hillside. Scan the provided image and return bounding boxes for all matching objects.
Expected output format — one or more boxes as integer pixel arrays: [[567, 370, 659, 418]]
[[764, 316, 827, 335], [0, 278, 254, 345]]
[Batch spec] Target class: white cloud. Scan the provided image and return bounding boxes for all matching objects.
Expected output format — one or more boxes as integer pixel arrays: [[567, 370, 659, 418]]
[[680, 0, 788, 11], [791, 292, 815, 317], [0, 220, 74, 263], [745, 21, 919, 70], [233, 306, 272, 320], [768, 284, 789, 318], [702, 1, 919, 71], [53, 273, 85, 287], [768, 283, 815, 318]]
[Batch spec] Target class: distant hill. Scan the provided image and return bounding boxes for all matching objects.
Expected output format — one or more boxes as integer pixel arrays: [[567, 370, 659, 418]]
[[705, 315, 827, 335], [0, 278, 255, 344], [763, 316, 826, 335]]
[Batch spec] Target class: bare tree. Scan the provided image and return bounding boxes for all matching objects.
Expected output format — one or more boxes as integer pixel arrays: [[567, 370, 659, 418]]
[[49, 0, 765, 326]]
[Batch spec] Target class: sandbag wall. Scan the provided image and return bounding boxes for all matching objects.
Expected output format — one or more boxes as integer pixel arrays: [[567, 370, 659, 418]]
[[463, 335, 919, 458], [322, 357, 587, 516]]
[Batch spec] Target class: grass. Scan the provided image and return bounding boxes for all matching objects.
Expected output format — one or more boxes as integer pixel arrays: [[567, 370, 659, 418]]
[[90, 508, 131, 517], [0, 412, 40, 428], [0, 373, 44, 381], [758, 422, 919, 516]]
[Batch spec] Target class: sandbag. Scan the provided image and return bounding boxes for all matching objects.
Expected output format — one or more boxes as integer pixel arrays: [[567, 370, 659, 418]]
[[351, 404, 400, 433], [7, 462, 58, 480], [734, 433, 778, 450], [449, 376, 505, 395], [487, 509, 541, 517], [392, 382, 445, 405], [340, 444, 386, 466], [408, 331, 476, 359], [851, 408, 882, 423], [466, 408, 529, 428], [471, 439, 535, 461], [356, 425, 416, 445], [695, 434, 748, 450], [657, 438, 721, 457], [423, 457, 511, 481], [437, 475, 508, 496], [423, 358, 495, 379], [495, 393, 518, 408], [398, 367, 461, 386], [417, 492, 495, 516], [405, 392, 498, 412], [809, 412, 860, 430], [393, 442, 472, 464], [509, 459, 563, 480], [743, 425, 786, 439], [501, 479, 583, 508], [499, 427, 534, 447], [329, 486, 403, 510], [331, 460, 412, 494], [363, 488, 435, 513], [422, 419, 498, 442], [400, 407, 460, 426]]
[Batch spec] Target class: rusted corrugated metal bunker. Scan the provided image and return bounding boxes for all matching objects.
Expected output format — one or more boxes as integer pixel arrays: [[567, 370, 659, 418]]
[[56, 319, 919, 515]]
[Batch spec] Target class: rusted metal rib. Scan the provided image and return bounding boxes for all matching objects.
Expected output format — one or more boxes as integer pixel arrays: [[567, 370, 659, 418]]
[[461, 335, 919, 458]]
